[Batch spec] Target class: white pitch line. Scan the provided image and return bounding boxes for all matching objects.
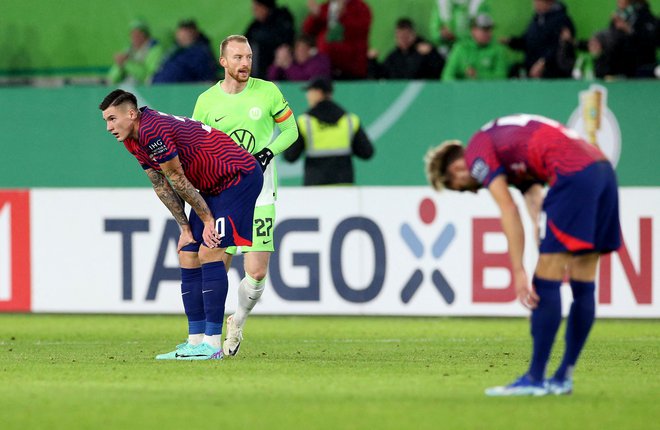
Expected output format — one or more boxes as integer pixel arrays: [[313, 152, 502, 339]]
[[365, 81, 425, 141]]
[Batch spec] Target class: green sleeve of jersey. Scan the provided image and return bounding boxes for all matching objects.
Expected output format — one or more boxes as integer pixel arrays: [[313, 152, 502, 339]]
[[263, 82, 298, 155], [269, 113, 299, 156], [269, 83, 290, 118]]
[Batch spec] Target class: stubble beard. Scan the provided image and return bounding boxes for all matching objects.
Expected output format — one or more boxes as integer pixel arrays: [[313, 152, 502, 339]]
[[228, 67, 250, 83]]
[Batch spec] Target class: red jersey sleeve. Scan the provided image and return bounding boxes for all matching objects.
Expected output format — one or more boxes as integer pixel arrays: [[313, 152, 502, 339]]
[[139, 115, 178, 165], [464, 131, 505, 187]]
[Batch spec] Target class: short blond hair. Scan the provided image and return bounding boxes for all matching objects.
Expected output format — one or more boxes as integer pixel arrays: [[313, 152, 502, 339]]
[[220, 35, 249, 58], [424, 140, 464, 191]]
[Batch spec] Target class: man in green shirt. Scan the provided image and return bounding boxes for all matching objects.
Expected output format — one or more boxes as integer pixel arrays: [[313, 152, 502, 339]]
[[192, 35, 298, 356], [107, 20, 164, 85], [441, 14, 508, 81]]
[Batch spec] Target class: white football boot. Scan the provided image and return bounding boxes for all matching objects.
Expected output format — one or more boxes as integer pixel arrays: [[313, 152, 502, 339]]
[[223, 314, 243, 356]]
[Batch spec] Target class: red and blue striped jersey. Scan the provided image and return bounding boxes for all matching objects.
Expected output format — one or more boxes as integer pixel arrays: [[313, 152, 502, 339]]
[[123, 107, 257, 194], [465, 114, 606, 190]]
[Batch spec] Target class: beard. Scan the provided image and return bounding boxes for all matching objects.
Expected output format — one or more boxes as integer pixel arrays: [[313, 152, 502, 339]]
[[227, 67, 251, 83]]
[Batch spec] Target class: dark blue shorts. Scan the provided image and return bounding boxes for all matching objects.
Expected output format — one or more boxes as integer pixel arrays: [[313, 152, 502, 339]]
[[181, 168, 263, 252], [540, 161, 621, 255]]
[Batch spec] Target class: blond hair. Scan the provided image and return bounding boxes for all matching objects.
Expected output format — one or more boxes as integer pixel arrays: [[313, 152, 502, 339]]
[[424, 140, 464, 191], [220, 35, 249, 58]]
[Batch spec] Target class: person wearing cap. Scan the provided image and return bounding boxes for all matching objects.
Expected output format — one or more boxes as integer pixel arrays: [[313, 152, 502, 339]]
[[107, 20, 164, 85], [441, 13, 508, 81], [283, 77, 374, 186]]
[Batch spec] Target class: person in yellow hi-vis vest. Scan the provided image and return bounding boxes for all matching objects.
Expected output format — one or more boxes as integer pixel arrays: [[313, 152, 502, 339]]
[[283, 77, 374, 185]]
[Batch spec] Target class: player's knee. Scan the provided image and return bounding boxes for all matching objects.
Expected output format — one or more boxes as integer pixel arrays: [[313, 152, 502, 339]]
[[569, 254, 599, 281], [535, 253, 571, 280], [198, 246, 227, 266], [246, 267, 267, 281], [178, 251, 200, 269]]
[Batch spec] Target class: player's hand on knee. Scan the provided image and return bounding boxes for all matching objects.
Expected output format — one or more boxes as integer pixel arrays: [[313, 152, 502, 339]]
[[176, 225, 196, 253], [177, 229, 197, 253]]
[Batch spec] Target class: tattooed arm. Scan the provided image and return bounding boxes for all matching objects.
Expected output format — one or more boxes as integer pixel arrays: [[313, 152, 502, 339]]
[[157, 156, 220, 248], [146, 167, 197, 251], [145, 168, 188, 227]]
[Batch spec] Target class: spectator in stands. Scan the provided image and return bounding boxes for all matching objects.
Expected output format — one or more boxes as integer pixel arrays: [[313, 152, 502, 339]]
[[588, 0, 658, 78], [442, 14, 508, 81], [554, 27, 584, 79], [303, 0, 372, 79], [283, 77, 374, 185], [245, 0, 296, 79], [267, 35, 332, 81], [107, 20, 164, 85], [429, 0, 492, 57], [504, 0, 576, 79], [368, 18, 445, 80], [152, 20, 217, 84]]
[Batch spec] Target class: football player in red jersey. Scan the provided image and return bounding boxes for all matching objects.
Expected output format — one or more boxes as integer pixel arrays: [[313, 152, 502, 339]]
[[100, 89, 263, 360], [426, 114, 621, 396]]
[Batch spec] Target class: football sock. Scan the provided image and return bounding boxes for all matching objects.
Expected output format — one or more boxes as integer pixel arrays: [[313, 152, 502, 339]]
[[201, 261, 229, 339], [181, 268, 205, 341], [187, 333, 204, 346], [203, 333, 222, 349], [553, 280, 596, 381], [527, 276, 563, 382], [233, 274, 266, 327]]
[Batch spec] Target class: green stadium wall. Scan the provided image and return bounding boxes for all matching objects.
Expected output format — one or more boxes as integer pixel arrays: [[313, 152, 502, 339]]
[[0, 81, 658, 188], [2, 0, 659, 77]]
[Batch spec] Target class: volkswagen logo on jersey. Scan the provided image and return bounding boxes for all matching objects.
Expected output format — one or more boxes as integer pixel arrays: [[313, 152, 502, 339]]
[[230, 129, 257, 153]]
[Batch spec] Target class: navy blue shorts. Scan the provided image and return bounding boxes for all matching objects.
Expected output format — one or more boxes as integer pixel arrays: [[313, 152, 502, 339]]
[[540, 161, 621, 255], [181, 168, 263, 252]]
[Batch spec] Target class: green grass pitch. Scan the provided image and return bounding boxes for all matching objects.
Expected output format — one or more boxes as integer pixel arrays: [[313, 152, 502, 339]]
[[1, 314, 658, 430]]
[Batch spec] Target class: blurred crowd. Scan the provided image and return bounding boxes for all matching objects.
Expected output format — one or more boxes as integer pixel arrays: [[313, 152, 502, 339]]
[[107, 0, 660, 85]]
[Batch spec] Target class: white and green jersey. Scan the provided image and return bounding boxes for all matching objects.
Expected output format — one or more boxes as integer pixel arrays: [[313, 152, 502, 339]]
[[193, 77, 295, 206]]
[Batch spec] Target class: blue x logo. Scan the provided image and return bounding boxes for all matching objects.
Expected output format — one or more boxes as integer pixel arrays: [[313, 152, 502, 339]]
[[399, 222, 456, 304]]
